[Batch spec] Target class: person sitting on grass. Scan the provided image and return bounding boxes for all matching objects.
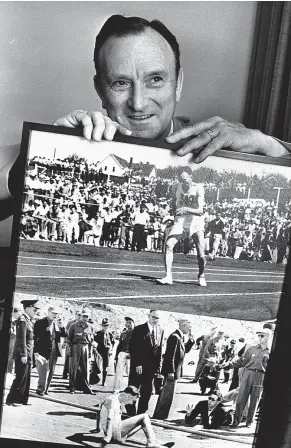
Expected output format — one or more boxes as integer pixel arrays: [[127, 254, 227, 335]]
[[98, 386, 174, 447], [199, 357, 221, 395], [185, 391, 233, 429]]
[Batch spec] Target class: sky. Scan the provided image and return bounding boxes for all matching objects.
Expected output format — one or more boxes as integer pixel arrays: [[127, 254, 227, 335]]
[[28, 130, 291, 181]]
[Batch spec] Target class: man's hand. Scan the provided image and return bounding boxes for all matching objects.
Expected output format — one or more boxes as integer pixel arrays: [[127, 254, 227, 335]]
[[186, 404, 194, 416], [53, 110, 132, 141], [136, 365, 142, 375], [167, 373, 175, 380], [166, 116, 289, 162], [21, 356, 27, 364]]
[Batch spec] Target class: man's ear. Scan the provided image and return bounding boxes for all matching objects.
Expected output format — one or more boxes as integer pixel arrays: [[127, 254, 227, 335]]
[[176, 67, 184, 103], [93, 74, 105, 107]]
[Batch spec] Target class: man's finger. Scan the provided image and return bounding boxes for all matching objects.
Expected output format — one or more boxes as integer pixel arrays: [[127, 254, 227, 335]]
[[166, 117, 223, 143], [116, 116, 132, 135], [103, 117, 118, 141], [90, 112, 105, 141], [193, 135, 227, 163], [176, 129, 219, 156]]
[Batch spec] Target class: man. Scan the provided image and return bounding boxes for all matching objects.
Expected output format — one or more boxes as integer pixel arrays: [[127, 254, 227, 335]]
[[203, 329, 225, 361], [94, 318, 115, 386], [192, 326, 217, 383], [185, 391, 233, 429], [6, 299, 39, 406], [153, 319, 195, 420], [113, 316, 135, 391], [131, 203, 150, 252], [98, 385, 172, 448], [34, 306, 66, 395], [68, 309, 94, 394], [63, 309, 82, 379], [222, 328, 271, 428], [157, 170, 206, 286], [207, 212, 225, 260], [54, 15, 290, 167], [128, 310, 164, 415]]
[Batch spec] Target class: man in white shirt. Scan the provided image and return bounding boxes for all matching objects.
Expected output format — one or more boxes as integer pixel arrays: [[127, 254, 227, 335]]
[[131, 203, 150, 252]]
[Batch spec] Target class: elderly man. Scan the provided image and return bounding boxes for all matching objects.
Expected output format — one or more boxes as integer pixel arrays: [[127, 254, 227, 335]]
[[34, 306, 66, 395], [222, 328, 272, 428], [157, 170, 206, 286], [153, 319, 195, 420], [55, 15, 290, 167], [128, 310, 164, 415], [6, 299, 39, 406]]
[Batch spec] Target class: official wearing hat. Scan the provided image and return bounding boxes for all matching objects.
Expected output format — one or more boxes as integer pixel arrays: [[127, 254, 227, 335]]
[[222, 327, 272, 428], [113, 317, 135, 391], [6, 299, 39, 406], [94, 318, 115, 386]]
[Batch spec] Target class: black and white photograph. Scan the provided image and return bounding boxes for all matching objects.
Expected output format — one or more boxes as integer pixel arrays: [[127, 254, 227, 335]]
[[0, 299, 275, 447], [1, 2, 291, 448], [12, 124, 291, 321]]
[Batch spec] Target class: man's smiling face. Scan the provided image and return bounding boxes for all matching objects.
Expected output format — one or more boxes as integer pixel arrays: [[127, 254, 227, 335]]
[[95, 28, 183, 139]]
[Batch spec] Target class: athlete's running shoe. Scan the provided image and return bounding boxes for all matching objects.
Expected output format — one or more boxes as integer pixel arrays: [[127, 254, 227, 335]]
[[156, 277, 173, 285], [198, 276, 207, 287]]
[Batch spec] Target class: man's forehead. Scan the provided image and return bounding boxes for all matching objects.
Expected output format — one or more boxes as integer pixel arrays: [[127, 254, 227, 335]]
[[99, 29, 176, 79]]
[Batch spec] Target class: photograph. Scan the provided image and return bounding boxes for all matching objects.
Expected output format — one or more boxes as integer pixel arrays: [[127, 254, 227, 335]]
[[1, 2, 291, 447], [0, 299, 275, 447], [12, 123, 291, 322]]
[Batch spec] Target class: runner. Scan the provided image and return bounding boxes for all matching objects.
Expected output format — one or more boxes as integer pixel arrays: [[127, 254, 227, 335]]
[[157, 171, 207, 286]]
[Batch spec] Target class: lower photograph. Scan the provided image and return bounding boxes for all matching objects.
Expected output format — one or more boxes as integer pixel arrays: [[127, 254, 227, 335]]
[[0, 298, 274, 448]]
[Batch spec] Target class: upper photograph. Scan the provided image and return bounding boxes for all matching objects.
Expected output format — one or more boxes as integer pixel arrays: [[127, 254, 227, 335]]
[[13, 121, 291, 322]]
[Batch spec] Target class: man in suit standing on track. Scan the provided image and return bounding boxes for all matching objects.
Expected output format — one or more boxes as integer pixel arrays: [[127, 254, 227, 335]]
[[153, 319, 195, 419], [128, 310, 164, 415], [34, 305, 67, 395]]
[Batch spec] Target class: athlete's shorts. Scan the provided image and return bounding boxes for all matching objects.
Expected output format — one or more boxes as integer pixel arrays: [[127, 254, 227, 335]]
[[168, 215, 204, 239]]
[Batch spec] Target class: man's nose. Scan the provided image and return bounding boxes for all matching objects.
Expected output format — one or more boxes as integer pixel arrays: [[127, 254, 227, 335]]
[[128, 83, 149, 111]]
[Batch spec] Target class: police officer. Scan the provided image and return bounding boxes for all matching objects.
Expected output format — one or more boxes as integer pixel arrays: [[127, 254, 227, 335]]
[[6, 299, 39, 406], [94, 318, 115, 386]]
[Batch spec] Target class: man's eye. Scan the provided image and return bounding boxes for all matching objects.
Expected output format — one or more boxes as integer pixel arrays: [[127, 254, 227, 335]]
[[111, 80, 131, 91], [148, 76, 164, 86]]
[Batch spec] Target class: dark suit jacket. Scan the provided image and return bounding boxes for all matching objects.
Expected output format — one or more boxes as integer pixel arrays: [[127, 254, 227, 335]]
[[185, 399, 233, 429], [94, 330, 115, 357], [34, 317, 66, 360], [129, 322, 164, 373], [161, 330, 195, 380], [13, 314, 34, 362]]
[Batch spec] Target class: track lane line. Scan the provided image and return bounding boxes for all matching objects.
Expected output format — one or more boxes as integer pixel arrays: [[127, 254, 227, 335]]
[[18, 263, 284, 278], [18, 255, 284, 276]]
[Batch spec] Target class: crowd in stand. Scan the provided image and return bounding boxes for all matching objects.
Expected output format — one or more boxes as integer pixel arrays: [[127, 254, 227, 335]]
[[20, 158, 291, 264]]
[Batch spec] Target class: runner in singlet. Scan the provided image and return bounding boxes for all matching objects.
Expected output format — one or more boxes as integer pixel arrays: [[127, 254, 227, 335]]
[[157, 171, 207, 286]]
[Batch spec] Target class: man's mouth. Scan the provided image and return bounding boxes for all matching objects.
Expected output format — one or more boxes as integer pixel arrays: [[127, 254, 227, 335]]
[[127, 114, 154, 121]]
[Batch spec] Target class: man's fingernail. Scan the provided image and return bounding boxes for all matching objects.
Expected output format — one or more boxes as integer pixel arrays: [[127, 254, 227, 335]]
[[126, 130, 132, 135], [177, 150, 184, 156]]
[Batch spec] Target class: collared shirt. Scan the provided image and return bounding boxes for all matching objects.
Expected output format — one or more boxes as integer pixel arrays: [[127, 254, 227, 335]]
[[230, 344, 270, 372], [68, 320, 93, 345], [132, 210, 150, 226]]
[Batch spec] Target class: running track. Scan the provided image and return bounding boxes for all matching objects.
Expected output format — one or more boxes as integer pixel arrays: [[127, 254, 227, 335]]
[[14, 240, 286, 321]]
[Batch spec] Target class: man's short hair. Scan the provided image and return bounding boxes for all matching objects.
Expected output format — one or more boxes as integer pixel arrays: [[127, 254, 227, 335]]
[[94, 15, 181, 78]]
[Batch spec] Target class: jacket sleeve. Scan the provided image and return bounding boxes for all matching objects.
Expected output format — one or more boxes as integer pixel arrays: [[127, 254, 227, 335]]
[[129, 327, 142, 366], [33, 320, 41, 354], [185, 339, 195, 354], [17, 319, 27, 357]]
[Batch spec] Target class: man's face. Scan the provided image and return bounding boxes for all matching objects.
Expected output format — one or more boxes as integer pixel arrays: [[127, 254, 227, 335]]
[[95, 29, 183, 139], [257, 333, 269, 346], [125, 320, 134, 331], [48, 311, 58, 321], [26, 306, 38, 319], [179, 172, 192, 190], [217, 331, 224, 340], [179, 320, 191, 334], [75, 311, 82, 321], [102, 324, 109, 331], [148, 310, 160, 327]]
